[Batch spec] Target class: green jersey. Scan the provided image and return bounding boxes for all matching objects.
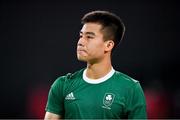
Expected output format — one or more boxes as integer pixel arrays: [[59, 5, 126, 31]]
[[45, 68, 147, 119]]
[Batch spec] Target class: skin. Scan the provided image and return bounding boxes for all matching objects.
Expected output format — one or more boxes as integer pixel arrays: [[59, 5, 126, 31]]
[[44, 112, 61, 120], [77, 22, 114, 79], [44, 22, 114, 120]]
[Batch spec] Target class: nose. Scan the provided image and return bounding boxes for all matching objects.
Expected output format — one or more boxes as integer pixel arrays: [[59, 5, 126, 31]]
[[77, 37, 85, 47]]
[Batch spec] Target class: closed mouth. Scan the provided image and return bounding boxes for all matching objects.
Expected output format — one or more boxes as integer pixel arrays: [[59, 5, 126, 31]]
[[77, 47, 87, 52]]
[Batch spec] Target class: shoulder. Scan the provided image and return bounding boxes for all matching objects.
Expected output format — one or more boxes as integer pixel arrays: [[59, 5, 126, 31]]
[[113, 71, 145, 98], [52, 68, 85, 86], [113, 70, 139, 87]]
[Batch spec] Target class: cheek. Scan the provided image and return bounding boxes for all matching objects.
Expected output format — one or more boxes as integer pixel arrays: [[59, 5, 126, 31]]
[[87, 42, 105, 55]]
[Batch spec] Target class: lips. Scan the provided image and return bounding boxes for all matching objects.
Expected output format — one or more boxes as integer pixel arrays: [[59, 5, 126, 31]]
[[77, 49, 86, 52], [77, 48, 87, 56], [77, 50, 87, 54], [77, 47, 87, 53]]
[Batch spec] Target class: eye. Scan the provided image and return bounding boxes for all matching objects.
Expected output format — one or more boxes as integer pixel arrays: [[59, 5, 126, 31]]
[[86, 36, 94, 39]]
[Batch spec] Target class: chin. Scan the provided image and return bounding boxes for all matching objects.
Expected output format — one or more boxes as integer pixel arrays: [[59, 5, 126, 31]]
[[77, 57, 87, 62], [77, 55, 88, 62]]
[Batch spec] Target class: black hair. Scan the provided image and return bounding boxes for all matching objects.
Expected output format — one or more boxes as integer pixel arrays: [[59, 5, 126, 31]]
[[81, 10, 125, 49]]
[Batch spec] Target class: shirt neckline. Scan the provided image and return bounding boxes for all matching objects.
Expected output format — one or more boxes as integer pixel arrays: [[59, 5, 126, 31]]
[[83, 67, 115, 84]]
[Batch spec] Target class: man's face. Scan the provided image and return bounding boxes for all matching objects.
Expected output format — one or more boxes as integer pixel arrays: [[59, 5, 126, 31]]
[[77, 22, 106, 63]]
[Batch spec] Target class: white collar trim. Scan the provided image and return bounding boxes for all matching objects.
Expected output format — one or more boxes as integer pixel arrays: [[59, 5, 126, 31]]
[[83, 67, 115, 84]]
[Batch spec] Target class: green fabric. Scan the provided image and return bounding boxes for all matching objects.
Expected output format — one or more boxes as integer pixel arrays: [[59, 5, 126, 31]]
[[46, 69, 147, 119]]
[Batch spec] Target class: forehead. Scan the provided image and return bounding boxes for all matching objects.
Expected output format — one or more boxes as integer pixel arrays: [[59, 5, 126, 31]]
[[80, 23, 103, 34]]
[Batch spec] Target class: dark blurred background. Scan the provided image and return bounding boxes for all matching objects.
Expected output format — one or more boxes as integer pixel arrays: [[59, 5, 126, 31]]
[[0, 0, 179, 118]]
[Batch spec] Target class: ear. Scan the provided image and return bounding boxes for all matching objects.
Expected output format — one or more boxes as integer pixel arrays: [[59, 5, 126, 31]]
[[104, 40, 114, 52]]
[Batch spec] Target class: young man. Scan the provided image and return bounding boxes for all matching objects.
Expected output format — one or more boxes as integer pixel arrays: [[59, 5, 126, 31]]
[[45, 10, 147, 119]]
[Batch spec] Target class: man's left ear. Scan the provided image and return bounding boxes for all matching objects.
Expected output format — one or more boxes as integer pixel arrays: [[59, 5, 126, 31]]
[[104, 40, 114, 52]]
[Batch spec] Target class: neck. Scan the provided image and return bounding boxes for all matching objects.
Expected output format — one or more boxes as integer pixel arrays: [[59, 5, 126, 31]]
[[86, 57, 112, 79]]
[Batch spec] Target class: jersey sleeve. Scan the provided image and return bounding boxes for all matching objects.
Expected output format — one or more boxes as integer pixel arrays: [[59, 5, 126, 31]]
[[45, 76, 65, 116], [126, 82, 147, 119]]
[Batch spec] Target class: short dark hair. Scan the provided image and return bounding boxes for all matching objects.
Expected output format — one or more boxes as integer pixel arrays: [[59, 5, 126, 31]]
[[81, 10, 125, 50]]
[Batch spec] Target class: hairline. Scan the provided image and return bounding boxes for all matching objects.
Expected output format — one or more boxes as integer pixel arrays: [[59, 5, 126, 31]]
[[82, 22, 114, 42]]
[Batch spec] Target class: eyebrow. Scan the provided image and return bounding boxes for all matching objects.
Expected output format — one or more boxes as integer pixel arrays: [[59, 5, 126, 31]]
[[80, 31, 96, 36]]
